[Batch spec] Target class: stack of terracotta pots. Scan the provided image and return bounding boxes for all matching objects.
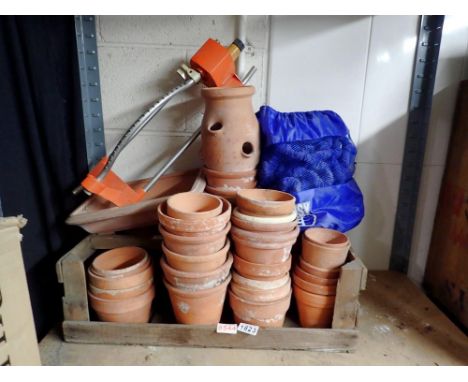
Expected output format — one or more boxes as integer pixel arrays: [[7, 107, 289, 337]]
[[293, 227, 351, 328], [228, 189, 300, 327], [87, 247, 155, 323], [200, 86, 260, 203], [157, 192, 233, 324]]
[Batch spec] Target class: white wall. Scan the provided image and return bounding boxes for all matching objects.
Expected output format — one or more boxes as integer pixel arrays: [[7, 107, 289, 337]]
[[96, 15, 468, 274]]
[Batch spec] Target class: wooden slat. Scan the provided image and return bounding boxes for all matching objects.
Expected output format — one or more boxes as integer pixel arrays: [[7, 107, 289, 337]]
[[62, 321, 358, 351], [91, 234, 162, 250]]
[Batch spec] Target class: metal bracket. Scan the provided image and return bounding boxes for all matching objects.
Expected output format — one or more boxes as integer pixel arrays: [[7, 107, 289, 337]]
[[74, 15, 105, 169], [390, 15, 445, 273]]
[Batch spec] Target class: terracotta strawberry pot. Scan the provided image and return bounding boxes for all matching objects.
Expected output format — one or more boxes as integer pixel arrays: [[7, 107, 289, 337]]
[[90, 247, 149, 278], [302, 228, 350, 269], [231, 225, 300, 245], [88, 278, 154, 300], [233, 207, 297, 225], [232, 271, 290, 290], [230, 278, 291, 302], [232, 236, 292, 264], [233, 253, 292, 279], [161, 253, 233, 291], [159, 222, 230, 256], [87, 261, 154, 290], [200, 86, 260, 172], [166, 192, 222, 221], [164, 275, 231, 324], [294, 263, 338, 286], [162, 240, 229, 272], [292, 270, 337, 296], [299, 257, 341, 279], [205, 185, 238, 204], [236, 189, 296, 217], [293, 284, 336, 328], [229, 289, 292, 328], [88, 283, 155, 323], [231, 212, 298, 233], [157, 198, 231, 234]]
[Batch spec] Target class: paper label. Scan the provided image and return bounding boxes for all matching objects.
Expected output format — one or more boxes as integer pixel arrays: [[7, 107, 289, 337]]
[[216, 323, 237, 334], [237, 323, 259, 336]]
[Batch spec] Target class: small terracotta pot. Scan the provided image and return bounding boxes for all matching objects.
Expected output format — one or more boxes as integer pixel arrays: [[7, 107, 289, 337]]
[[232, 237, 292, 264], [232, 271, 290, 290], [162, 240, 229, 272], [293, 284, 335, 328], [292, 270, 337, 296], [233, 253, 292, 279], [88, 278, 154, 300], [233, 207, 297, 224], [164, 275, 231, 325], [236, 189, 296, 217], [166, 192, 222, 221], [231, 225, 300, 245], [157, 198, 231, 234], [201, 86, 260, 173], [90, 247, 149, 278], [294, 263, 338, 286], [88, 283, 155, 323], [299, 257, 341, 279], [205, 185, 238, 204], [161, 253, 233, 291], [230, 278, 291, 302], [88, 261, 154, 290], [229, 289, 292, 328], [302, 228, 350, 269], [231, 213, 298, 233], [159, 222, 230, 256]]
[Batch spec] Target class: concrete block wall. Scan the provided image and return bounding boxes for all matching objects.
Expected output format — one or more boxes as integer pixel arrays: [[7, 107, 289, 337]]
[[96, 16, 269, 180]]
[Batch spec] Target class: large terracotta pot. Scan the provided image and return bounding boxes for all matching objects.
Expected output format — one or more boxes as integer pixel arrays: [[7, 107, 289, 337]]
[[164, 275, 231, 324], [200, 86, 260, 172], [302, 228, 350, 269], [229, 289, 292, 328], [236, 189, 296, 217], [293, 284, 335, 328], [161, 254, 233, 291]]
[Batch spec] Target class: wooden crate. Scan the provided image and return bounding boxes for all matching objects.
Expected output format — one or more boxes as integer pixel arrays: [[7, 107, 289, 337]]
[[56, 233, 367, 352]]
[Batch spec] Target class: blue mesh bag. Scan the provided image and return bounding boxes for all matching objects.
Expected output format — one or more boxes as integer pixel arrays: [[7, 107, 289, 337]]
[[256, 106, 364, 232]]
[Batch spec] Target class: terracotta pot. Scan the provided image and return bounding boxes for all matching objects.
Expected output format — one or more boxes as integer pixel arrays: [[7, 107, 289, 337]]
[[88, 278, 154, 300], [90, 247, 149, 278], [205, 185, 238, 204], [200, 86, 260, 172], [231, 232, 297, 251], [88, 283, 155, 323], [232, 271, 290, 290], [231, 225, 300, 245], [299, 257, 341, 279], [159, 222, 230, 256], [233, 207, 297, 224], [229, 289, 292, 328], [164, 275, 231, 324], [203, 167, 257, 189], [302, 228, 350, 269], [294, 263, 338, 286], [230, 278, 291, 302], [166, 192, 222, 221], [203, 167, 256, 180], [292, 270, 337, 296], [88, 261, 154, 290], [157, 198, 231, 234], [161, 253, 233, 291], [232, 236, 292, 264], [231, 213, 298, 233], [293, 284, 335, 328], [162, 240, 229, 272], [233, 253, 292, 279], [236, 189, 296, 217]]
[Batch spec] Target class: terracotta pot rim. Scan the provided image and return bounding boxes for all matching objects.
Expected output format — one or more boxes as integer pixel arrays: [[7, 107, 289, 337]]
[[294, 264, 338, 286], [303, 238, 351, 255], [203, 166, 257, 179], [231, 224, 300, 244], [231, 271, 290, 290], [228, 288, 292, 307], [237, 188, 296, 206], [157, 197, 231, 233], [292, 272, 337, 296], [88, 261, 153, 290], [231, 214, 298, 233], [91, 247, 148, 277], [232, 233, 297, 250], [166, 192, 223, 221], [159, 221, 231, 244], [233, 207, 297, 224], [234, 252, 291, 268], [293, 284, 336, 308], [88, 283, 155, 311], [160, 253, 233, 279], [201, 85, 255, 98], [162, 239, 230, 263], [304, 227, 350, 248], [299, 257, 341, 278], [88, 278, 154, 296], [163, 274, 231, 297], [205, 185, 240, 196]]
